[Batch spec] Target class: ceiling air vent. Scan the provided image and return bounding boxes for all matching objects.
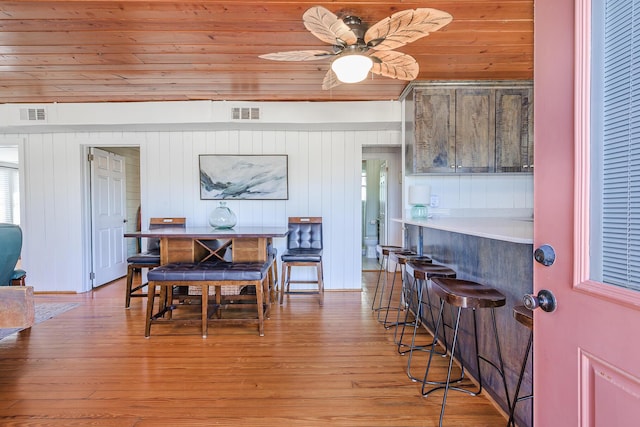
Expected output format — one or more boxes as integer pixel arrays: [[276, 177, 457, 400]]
[[19, 107, 46, 122], [231, 107, 260, 121]]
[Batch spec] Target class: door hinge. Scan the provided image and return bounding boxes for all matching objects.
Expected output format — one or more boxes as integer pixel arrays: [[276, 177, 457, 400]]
[[88, 153, 94, 162], [89, 272, 95, 280]]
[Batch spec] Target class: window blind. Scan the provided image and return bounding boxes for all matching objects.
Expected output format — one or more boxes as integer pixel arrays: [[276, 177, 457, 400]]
[[0, 165, 18, 224], [601, 0, 640, 290]]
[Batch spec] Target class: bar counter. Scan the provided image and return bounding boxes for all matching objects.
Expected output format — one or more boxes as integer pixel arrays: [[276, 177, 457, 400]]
[[401, 217, 533, 244], [394, 217, 533, 427]]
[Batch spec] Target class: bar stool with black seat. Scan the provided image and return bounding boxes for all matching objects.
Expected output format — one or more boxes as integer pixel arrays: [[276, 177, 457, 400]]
[[389, 253, 433, 340], [280, 217, 324, 306], [402, 261, 457, 380], [125, 217, 186, 308], [422, 277, 511, 427], [507, 305, 533, 427], [371, 245, 402, 311], [377, 248, 416, 325]]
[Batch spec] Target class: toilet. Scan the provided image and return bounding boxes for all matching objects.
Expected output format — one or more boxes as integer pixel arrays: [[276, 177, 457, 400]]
[[364, 236, 378, 258]]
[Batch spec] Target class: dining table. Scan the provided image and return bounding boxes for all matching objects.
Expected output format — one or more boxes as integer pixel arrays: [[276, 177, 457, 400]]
[[124, 225, 288, 337], [124, 225, 289, 265]]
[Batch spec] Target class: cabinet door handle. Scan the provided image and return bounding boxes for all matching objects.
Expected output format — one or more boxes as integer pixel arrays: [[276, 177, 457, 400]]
[[523, 165, 529, 169], [450, 165, 456, 168]]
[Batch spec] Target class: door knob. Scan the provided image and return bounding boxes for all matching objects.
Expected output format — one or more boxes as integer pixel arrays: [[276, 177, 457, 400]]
[[523, 289, 557, 312]]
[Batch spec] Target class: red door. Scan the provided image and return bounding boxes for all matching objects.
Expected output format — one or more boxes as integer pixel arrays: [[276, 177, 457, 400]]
[[534, 0, 640, 425]]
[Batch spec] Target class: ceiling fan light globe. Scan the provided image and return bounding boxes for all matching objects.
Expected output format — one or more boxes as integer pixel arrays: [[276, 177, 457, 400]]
[[331, 55, 373, 83]]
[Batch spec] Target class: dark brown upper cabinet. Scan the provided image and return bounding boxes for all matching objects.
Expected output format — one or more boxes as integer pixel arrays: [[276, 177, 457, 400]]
[[404, 82, 533, 174]]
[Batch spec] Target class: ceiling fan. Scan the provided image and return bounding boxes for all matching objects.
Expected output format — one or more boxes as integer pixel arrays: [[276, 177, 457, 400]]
[[259, 5, 453, 90]]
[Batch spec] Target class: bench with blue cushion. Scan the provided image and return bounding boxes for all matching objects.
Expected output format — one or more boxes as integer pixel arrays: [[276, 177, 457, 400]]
[[145, 260, 271, 338]]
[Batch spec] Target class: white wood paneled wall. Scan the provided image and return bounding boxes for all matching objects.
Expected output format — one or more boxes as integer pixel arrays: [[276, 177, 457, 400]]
[[141, 129, 364, 291], [1, 127, 401, 293]]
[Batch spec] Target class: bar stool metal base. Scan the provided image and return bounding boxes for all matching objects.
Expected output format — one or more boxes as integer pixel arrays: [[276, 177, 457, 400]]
[[387, 254, 432, 333], [398, 261, 456, 349], [507, 305, 533, 427], [377, 249, 415, 326], [402, 262, 458, 382], [371, 245, 402, 312], [421, 278, 512, 427]]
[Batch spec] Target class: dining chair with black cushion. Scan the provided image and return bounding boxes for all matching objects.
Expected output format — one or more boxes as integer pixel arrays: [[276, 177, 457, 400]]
[[125, 217, 186, 308], [0, 223, 26, 286], [280, 217, 324, 306]]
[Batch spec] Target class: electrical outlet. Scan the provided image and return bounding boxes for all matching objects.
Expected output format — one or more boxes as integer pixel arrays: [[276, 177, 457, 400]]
[[430, 194, 440, 208]]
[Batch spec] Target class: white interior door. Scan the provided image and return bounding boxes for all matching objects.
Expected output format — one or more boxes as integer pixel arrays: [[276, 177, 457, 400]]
[[90, 147, 127, 287], [378, 161, 388, 246], [533, 1, 640, 425]]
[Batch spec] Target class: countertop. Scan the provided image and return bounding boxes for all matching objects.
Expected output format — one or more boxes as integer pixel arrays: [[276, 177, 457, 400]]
[[393, 217, 533, 244]]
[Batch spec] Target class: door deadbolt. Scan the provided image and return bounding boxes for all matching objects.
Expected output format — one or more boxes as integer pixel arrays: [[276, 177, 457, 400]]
[[534, 244, 556, 266]]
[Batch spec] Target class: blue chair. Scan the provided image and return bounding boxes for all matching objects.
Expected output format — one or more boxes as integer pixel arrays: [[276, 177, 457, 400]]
[[280, 217, 324, 305], [0, 223, 26, 286]]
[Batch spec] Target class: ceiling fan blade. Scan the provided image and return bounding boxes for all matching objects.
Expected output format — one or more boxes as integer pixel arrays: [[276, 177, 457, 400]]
[[370, 51, 419, 80], [322, 69, 342, 90], [303, 5, 358, 46], [365, 8, 453, 51], [259, 50, 334, 62]]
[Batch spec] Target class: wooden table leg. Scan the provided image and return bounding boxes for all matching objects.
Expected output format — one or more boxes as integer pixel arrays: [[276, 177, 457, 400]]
[[255, 278, 264, 337], [202, 284, 209, 338], [145, 282, 156, 338], [215, 286, 222, 318], [262, 276, 271, 320]]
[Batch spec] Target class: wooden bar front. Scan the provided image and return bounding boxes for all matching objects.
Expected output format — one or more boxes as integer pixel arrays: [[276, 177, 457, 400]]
[[405, 224, 533, 427]]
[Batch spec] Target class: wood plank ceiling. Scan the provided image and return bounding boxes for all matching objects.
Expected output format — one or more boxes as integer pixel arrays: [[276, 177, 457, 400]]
[[0, 1, 533, 104]]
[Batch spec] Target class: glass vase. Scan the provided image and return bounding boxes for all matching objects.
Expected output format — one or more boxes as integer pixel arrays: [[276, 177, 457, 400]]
[[410, 204, 429, 220], [209, 201, 237, 229]]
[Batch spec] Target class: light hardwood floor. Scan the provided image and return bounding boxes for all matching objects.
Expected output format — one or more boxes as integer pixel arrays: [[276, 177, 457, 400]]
[[0, 271, 506, 426], [362, 255, 381, 272]]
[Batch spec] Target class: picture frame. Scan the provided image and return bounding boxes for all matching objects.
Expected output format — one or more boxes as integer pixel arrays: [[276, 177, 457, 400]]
[[199, 154, 288, 200]]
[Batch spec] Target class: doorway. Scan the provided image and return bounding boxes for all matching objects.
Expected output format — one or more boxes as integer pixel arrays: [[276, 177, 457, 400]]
[[86, 146, 140, 288], [361, 147, 403, 272], [362, 159, 384, 271]]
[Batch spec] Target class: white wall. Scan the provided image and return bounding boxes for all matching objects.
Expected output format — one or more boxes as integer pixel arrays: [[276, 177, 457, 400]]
[[0, 101, 402, 293], [404, 174, 533, 217]]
